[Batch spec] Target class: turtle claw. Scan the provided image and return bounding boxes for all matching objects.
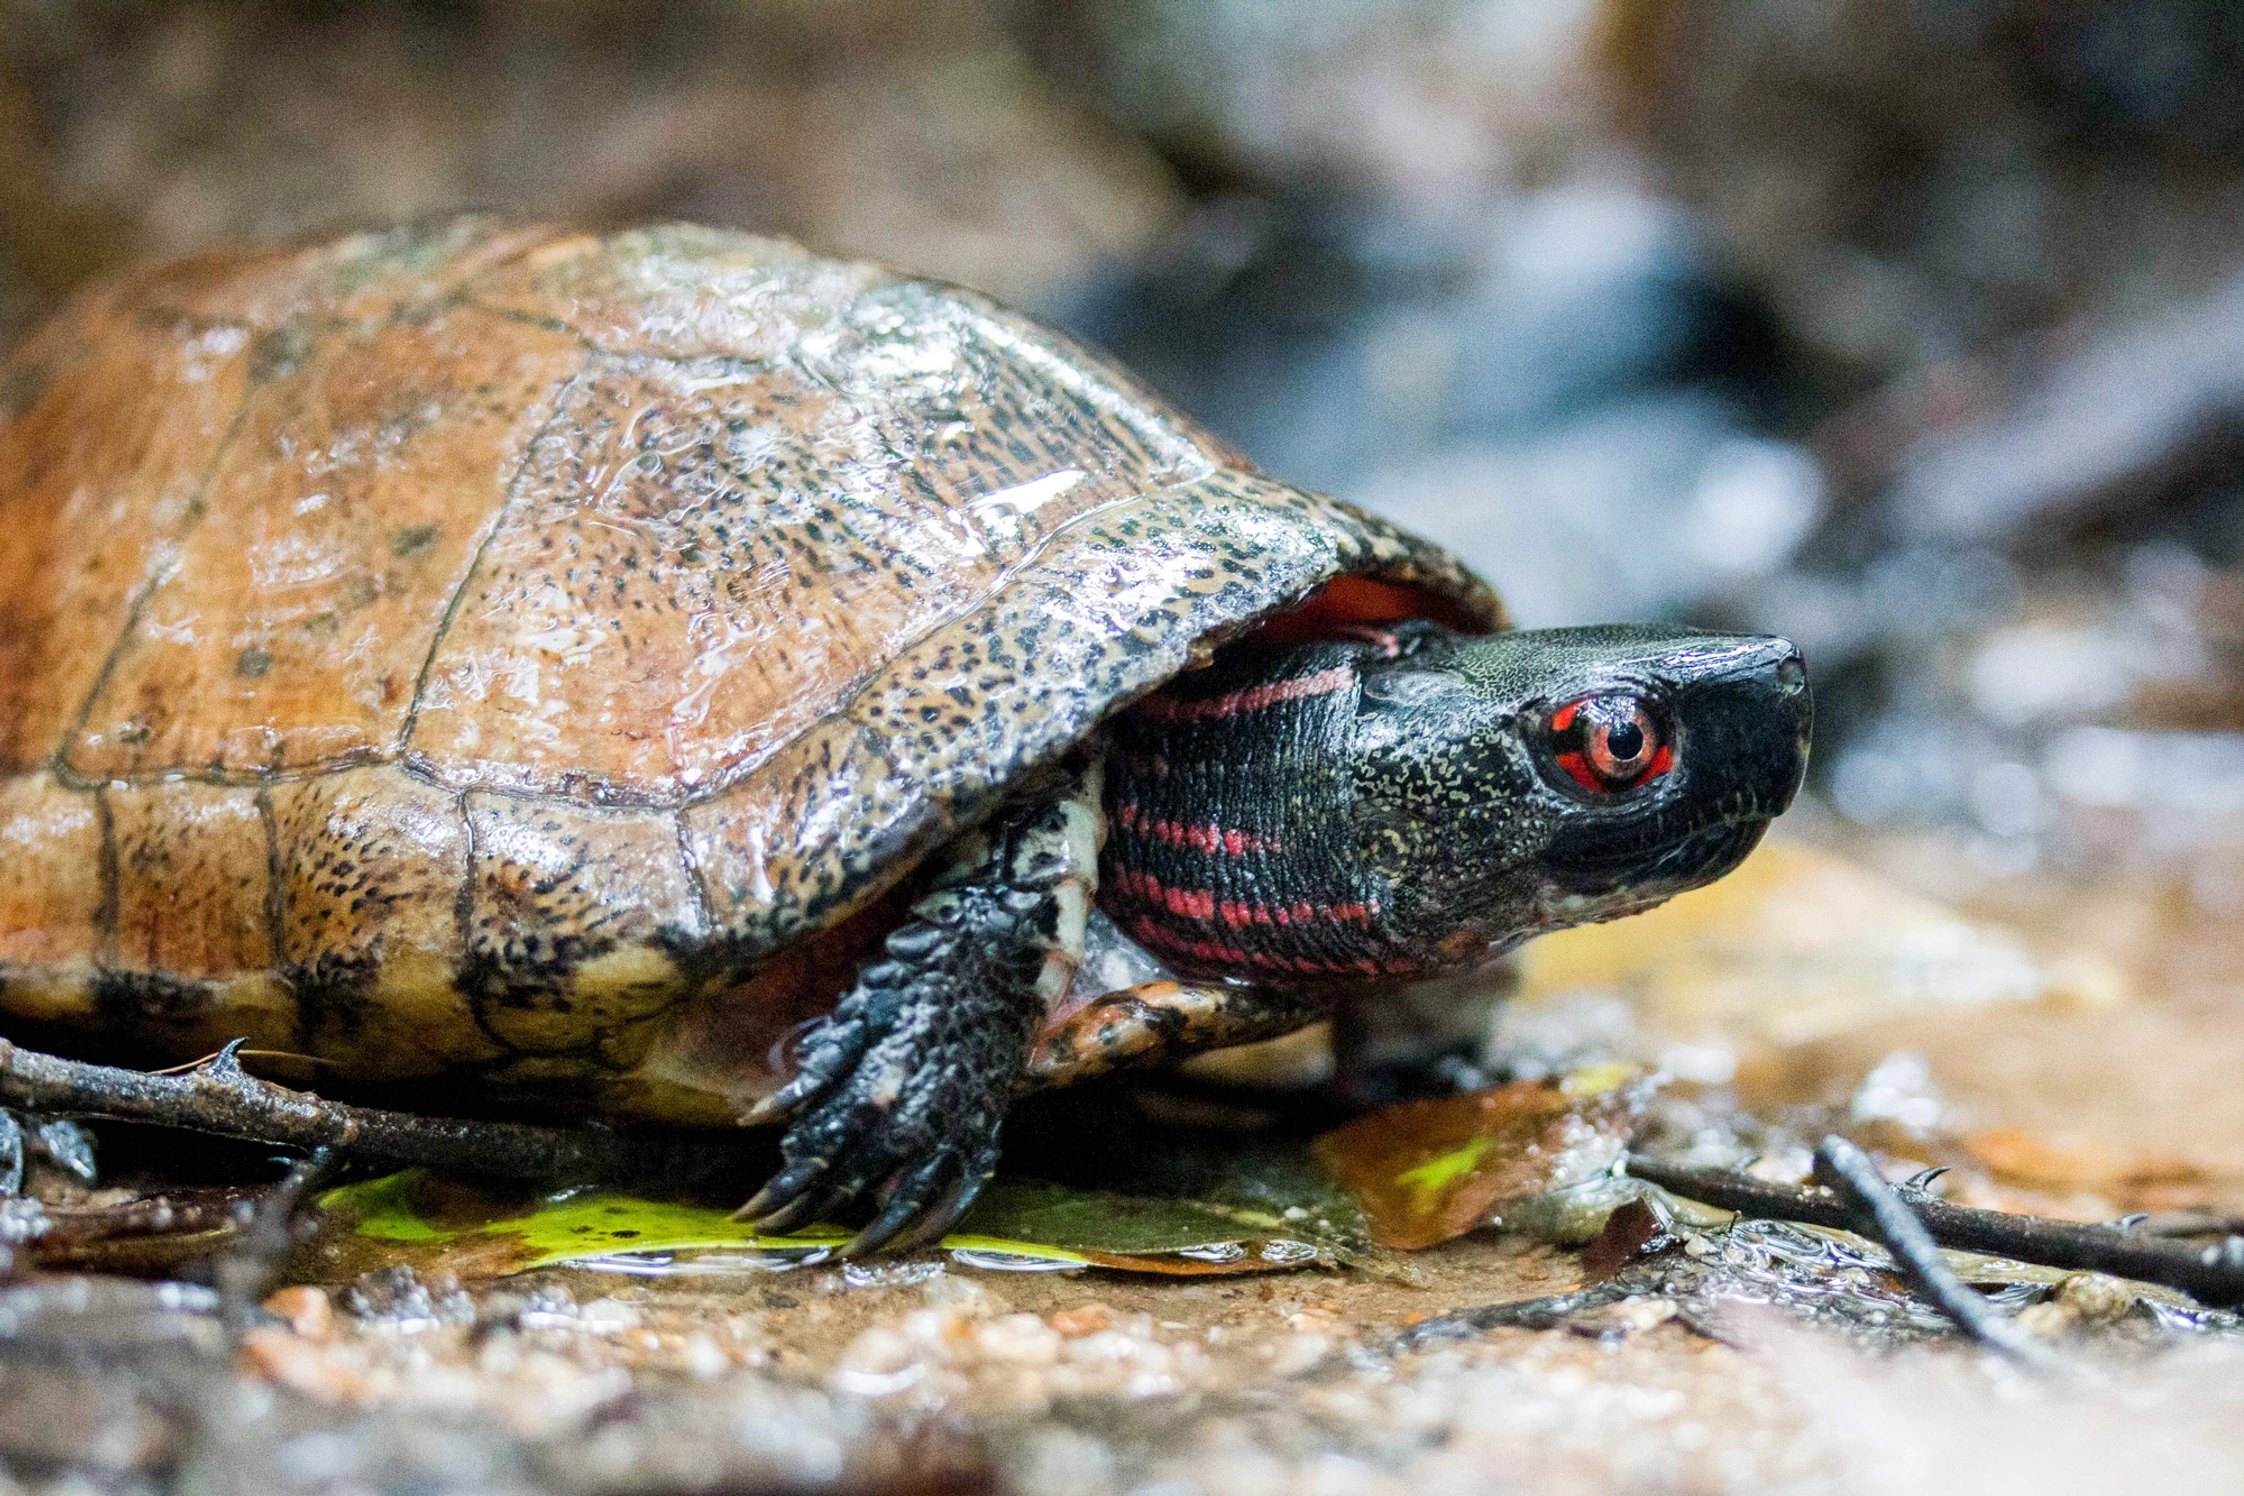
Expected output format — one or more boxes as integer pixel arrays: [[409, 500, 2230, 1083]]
[[842, 1153, 959, 1259], [740, 1029, 1014, 1254], [892, 1136, 1004, 1253], [742, 955, 917, 1127], [733, 1154, 832, 1230], [739, 874, 1047, 1256]]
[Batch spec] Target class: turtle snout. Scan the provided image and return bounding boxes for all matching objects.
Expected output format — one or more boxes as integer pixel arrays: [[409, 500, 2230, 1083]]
[[1688, 636, 1810, 822], [1762, 642, 1813, 813]]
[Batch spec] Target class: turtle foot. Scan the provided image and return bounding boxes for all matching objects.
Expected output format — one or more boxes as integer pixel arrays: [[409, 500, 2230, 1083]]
[[0, 1109, 98, 1196], [737, 876, 1052, 1256]]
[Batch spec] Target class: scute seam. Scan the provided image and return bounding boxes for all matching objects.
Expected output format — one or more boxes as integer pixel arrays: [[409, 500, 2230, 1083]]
[[394, 364, 594, 755]]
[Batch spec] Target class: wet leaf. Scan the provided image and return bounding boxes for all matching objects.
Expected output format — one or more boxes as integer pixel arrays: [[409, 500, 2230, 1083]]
[[1315, 1067, 1647, 1250], [1580, 1198, 1679, 1282], [307, 1163, 1370, 1280], [1509, 843, 2106, 1073], [307, 1170, 841, 1280]]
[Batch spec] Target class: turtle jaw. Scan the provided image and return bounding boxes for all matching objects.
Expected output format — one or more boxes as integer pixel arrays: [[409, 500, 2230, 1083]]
[[1533, 816, 1771, 931]]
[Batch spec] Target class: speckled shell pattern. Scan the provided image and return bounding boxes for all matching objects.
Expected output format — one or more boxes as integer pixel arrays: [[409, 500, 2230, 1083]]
[[0, 219, 1499, 1122]]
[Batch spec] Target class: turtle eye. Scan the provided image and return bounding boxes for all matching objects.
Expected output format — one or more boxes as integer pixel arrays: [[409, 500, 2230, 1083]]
[[1549, 694, 1672, 795]]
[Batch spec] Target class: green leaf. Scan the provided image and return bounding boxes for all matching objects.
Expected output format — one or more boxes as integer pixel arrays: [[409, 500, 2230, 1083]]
[[308, 1141, 1383, 1280]]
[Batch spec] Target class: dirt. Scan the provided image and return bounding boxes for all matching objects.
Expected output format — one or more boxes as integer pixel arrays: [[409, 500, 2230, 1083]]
[[7, 827, 2242, 1493]]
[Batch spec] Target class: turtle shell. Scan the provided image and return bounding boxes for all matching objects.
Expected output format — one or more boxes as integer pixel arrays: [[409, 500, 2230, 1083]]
[[0, 219, 1500, 1121]]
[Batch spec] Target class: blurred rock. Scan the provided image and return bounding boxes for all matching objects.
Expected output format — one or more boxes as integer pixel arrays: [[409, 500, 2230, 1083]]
[[1881, 268, 2244, 543], [1801, 545, 2244, 889], [1358, 393, 1823, 625], [1063, 181, 1809, 624], [1613, 0, 2244, 387], [1052, 0, 1612, 200], [0, 0, 1181, 340]]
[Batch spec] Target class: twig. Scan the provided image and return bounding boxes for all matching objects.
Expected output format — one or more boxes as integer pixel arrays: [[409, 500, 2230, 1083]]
[[1626, 1153, 2244, 1306], [0, 1037, 731, 1185], [2127, 1213, 2244, 1240], [1814, 1136, 2065, 1373], [1396, 1279, 1642, 1348], [216, 1147, 336, 1333], [35, 1192, 256, 1246]]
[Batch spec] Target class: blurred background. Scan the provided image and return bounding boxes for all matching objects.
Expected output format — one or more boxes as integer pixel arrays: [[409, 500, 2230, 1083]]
[[2, 0, 2242, 930], [8, 10, 2244, 1484]]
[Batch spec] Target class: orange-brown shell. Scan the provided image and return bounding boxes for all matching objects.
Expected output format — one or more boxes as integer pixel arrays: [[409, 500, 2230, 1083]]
[[0, 219, 1500, 1122]]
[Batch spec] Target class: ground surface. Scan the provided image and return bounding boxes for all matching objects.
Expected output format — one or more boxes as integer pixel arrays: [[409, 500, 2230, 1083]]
[[7, 828, 2244, 1494]]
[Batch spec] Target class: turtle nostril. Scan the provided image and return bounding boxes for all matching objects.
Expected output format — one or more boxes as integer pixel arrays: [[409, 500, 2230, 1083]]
[[1775, 654, 1807, 694]]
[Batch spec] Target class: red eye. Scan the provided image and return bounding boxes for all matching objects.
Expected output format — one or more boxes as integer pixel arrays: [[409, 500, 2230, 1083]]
[[1550, 695, 1671, 794]]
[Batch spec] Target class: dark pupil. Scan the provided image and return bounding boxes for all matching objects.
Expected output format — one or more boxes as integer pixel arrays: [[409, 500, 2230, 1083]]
[[1604, 720, 1644, 763]]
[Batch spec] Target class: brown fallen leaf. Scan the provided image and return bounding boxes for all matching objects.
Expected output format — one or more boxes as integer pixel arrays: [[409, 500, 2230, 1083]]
[[1580, 1198, 1679, 1282], [1965, 1127, 2206, 1194], [1511, 842, 2119, 1073], [1313, 1066, 1645, 1250]]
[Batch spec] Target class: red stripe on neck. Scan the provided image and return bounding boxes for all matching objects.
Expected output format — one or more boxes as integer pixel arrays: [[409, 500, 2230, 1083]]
[[1124, 914, 1404, 979], [1132, 664, 1354, 722], [1113, 803, 1275, 856], [1109, 868, 1378, 929]]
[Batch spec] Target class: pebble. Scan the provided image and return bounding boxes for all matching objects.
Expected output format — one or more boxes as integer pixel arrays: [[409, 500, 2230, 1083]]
[[1049, 1303, 1114, 1338], [262, 1285, 334, 1342]]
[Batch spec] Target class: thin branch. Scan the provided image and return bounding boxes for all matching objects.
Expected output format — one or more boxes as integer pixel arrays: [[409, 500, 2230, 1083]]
[[217, 1146, 336, 1332], [0, 1038, 733, 1185], [1814, 1135, 2066, 1373], [1626, 1152, 2244, 1307], [2127, 1213, 2244, 1240], [1396, 1279, 1642, 1348], [37, 1192, 255, 1245]]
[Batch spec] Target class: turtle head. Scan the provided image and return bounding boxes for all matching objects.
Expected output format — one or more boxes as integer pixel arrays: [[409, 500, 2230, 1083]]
[[1351, 625, 1811, 966]]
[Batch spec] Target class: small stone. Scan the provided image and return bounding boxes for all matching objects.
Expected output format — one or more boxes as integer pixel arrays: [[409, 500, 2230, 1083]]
[[2052, 1271, 2138, 1324], [832, 1325, 926, 1395], [680, 1333, 731, 1379], [578, 1297, 643, 1334], [1567, 1297, 1680, 1338], [262, 1285, 333, 1342], [1062, 1329, 1140, 1365], [976, 1313, 1062, 1366], [238, 1327, 369, 1403], [1049, 1303, 1113, 1338], [1266, 1331, 1332, 1377]]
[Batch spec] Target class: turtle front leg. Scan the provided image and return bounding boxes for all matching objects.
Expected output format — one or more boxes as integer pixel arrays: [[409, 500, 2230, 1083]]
[[0, 1110, 98, 1196], [738, 778, 1100, 1256]]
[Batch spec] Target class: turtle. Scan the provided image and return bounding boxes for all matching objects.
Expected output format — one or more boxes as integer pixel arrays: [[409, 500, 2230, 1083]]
[[0, 219, 1810, 1253]]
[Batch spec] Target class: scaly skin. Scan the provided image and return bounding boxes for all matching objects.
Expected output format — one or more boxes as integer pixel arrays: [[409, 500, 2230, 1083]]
[[739, 789, 1097, 1255]]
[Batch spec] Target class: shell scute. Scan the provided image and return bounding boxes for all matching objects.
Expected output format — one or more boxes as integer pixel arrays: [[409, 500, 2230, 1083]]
[[269, 764, 483, 1078], [0, 280, 261, 774], [467, 224, 894, 363], [405, 278, 1208, 804], [460, 794, 705, 1058], [95, 777, 296, 1057], [66, 305, 587, 781], [136, 218, 562, 333], [0, 772, 102, 979]]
